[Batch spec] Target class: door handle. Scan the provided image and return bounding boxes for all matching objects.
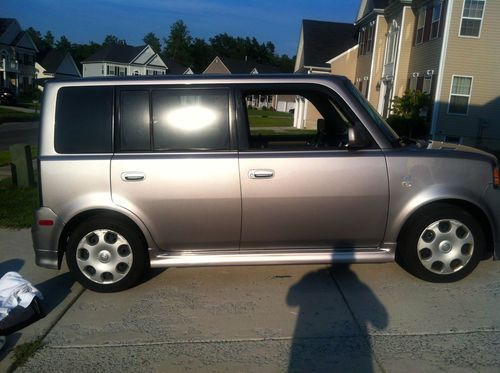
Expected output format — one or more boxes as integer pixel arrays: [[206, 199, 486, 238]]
[[121, 172, 145, 181], [249, 169, 274, 179]]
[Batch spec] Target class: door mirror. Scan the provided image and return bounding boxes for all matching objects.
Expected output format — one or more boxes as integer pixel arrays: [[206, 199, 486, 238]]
[[348, 127, 369, 149]]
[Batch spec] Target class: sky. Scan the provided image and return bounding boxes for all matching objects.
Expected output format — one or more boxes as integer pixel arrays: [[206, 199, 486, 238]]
[[2, 0, 359, 56]]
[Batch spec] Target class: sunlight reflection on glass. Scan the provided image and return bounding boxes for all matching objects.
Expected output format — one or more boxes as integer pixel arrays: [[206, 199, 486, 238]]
[[164, 105, 218, 131]]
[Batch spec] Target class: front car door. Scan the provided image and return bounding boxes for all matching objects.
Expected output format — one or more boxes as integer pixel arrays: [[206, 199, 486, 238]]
[[111, 86, 241, 252], [236, 83, 389, 251]]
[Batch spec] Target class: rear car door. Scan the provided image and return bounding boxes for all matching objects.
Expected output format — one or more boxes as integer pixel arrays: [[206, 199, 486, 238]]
[[111, 86, 241, 252]]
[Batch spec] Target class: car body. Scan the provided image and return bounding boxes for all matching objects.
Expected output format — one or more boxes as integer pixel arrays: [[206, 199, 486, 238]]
[[31, 74, 500, 292], [0, 87, 16, 105]]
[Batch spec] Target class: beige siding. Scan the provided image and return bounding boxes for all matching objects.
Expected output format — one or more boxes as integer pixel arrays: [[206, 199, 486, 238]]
[[436, 0, 500, 149], [305, 102, 322, 130], [330, 46, 358, 83], [368, 16, 388, 107], [203, 57, 230, 74], [393, 7, 415, 98]]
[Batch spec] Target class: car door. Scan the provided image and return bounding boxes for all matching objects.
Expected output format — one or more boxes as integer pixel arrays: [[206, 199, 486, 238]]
[[236, 85, 389, 250], [111, 86, 241, 252]]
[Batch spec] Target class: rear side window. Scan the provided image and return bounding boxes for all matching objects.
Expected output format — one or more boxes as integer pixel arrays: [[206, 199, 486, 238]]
[[55, 86, 113, 153], [152, 89, 229, 151]]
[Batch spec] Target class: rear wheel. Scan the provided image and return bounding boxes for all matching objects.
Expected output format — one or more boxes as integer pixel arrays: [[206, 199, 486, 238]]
[[66, 217, 148, 292], [398, 204, 485, 282]]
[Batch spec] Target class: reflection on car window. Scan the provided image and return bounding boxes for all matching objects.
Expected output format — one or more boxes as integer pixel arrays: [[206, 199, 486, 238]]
[[151, 89, 230, 151]]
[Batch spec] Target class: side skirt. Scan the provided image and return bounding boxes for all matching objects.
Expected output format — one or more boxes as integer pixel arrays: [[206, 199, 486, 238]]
[[149, 248, 395, 268]]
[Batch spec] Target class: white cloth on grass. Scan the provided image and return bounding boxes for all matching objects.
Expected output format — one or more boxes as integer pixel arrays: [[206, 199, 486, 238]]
[[0, 272, 43, 321]]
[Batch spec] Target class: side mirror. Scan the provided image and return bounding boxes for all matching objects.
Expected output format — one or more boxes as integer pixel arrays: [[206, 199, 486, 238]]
[[348, 127, 369, 149]]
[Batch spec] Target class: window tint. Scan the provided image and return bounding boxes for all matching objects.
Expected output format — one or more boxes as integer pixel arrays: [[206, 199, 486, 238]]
[[120, 91, 150, 151], [152, 89, 229, 151], [55, 86, 113, 153]]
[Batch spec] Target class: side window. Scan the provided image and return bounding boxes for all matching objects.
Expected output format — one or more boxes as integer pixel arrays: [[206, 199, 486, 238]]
[[120, 90, 150, 151], [55, 86, 113, 154], [242, 90, 356, 151], [152, 89, 230, 151]]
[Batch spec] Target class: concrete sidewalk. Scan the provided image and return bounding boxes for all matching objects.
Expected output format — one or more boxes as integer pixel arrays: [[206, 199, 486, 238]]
[[0, 229, 83, 372], [0, 105, 37, 114]]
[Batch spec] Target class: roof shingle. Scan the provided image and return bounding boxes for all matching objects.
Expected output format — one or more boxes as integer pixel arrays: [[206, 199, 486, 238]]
[[84, 44, 147, 63]]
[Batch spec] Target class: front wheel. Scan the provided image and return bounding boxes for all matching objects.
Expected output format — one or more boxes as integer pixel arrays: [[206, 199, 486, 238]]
[[66, 217, 148, 292], [397, 204, 485, 282]]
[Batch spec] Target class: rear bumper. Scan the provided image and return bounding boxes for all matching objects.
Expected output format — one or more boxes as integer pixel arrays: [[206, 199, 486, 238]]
[[483, 185, 500, 260], [31, 207, 65, 269]]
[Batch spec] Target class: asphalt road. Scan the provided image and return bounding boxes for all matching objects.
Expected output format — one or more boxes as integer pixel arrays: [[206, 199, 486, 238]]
[[0, 229, 499, 372], [0, 121, 38, 151]]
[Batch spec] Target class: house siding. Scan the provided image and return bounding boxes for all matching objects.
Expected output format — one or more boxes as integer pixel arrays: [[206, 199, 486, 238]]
[[392, 7, 414, 99], [330, 46, 358, 83], [203, 58, 230, 74], [368, 16, 388, 106], [436, 0, 500, 149]]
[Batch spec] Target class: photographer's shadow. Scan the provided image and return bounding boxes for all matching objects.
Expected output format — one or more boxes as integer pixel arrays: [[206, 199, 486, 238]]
[[287, 264, 388, 372]]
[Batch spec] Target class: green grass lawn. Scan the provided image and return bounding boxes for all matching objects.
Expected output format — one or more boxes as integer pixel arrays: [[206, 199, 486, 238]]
[[0, 107, 39, 124], [0, 177, 38, 229], [248, 108, 293, 127], [0, 146, 37, 167]]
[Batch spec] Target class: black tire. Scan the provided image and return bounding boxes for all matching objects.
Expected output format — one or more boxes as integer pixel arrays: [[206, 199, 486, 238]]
[[397, 203, 485, 283], [66, 216, 149, 292]]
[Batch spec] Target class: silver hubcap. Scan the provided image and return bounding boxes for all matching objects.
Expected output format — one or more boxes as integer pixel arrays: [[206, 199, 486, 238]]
[[417, 219, 474, 274], [76, 229, 133, 284]]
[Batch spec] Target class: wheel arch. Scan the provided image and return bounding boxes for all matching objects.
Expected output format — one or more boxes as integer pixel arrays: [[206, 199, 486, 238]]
[[57, 209, 150, 268], [396, 198, 494, 259]]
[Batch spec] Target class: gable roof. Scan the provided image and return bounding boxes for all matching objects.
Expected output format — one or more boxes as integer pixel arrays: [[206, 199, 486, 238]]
[[0, 18, 16, 35], [163, 58, 190, 74], [84, 44, 147, 64], [356, 0, 389, 22], [299, 20, 357, 70], [218, 57, 280, 74], [40, 50, 68, 73]]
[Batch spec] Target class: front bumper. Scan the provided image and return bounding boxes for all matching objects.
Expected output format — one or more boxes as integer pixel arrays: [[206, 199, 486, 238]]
[[31, 207, 65, 269]]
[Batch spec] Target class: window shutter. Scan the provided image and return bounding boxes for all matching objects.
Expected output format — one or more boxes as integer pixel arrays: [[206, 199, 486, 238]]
[[423, 6, 433, 42]]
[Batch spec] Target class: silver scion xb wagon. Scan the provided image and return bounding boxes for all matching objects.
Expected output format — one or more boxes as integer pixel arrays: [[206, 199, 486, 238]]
[[31, 74, 500, 292]]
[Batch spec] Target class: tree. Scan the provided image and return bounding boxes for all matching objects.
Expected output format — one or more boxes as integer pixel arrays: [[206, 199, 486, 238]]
[[163, 20, 192, 66], [189, 38, 214, 73], [103, 34, 122, 46], [143, 32, 161, 53], [55, 35, 71, 51], [43, 31, 55, 48]]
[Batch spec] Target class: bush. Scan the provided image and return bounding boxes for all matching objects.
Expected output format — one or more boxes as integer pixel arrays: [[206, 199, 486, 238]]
[[389, 90, 431, 138]]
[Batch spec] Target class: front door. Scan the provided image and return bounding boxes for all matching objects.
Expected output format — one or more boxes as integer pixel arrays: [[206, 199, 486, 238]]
[[236, 85, 389, 250]]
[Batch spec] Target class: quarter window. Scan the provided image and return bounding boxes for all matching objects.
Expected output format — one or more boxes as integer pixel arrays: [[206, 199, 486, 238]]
[[460, 0, 485, 37], [152, 89, 230, 151], [55, 87, 113, 153], [120, 91, 151, 151], [448, 76, 472, 115]]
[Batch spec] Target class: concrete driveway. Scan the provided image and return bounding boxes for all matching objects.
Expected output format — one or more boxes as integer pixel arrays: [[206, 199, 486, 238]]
[[1, 228, 499, 372]]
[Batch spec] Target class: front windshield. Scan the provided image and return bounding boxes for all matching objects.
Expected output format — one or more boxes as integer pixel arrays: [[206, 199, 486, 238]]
[[344, 80, 400, 143]]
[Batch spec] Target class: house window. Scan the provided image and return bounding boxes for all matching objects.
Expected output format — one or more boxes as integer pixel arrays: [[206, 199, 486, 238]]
[[101, 66, 105, 75], [430, 1, 442, 39], [415, 7, 426, 44], [367, 21, 375, 53], [358, 27, 366, 55], [448, 76, 472, 115], [423, 76, 433, 94], [385, 21, 399, 65], [460, 0, 486, 37]]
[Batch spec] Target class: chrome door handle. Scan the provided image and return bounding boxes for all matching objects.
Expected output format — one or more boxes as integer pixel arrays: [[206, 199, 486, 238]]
[[121, 172, 145, 181], [249, 169, 274, 179]]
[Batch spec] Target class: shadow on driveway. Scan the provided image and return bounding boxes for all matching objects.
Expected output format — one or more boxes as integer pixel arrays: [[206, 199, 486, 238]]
[[287, 264, 388, 372]]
